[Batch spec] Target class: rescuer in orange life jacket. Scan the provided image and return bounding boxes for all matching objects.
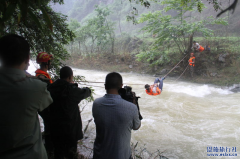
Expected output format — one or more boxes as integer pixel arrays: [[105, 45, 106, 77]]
[[145, 77, 165, 96], [35, 52, 54, 157], [192, 41, 204, 52], [189, 52, 195, 77], [189, 52, 195, 67], [35, 52, 53, 84]]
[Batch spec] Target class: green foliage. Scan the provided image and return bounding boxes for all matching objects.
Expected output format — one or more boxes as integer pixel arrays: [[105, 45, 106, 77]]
[[0, 0, 75, 76], [0, 0, 65, 34], [129, 0, 235, 14], [137, 0, 228, 66], [137, 49, 171, 66], [68, 5, 115, 55], [129, 0, 150, 8], [74, 75, 94, 102], [68, 19, 80, 32], [0, 0, 95, 103]]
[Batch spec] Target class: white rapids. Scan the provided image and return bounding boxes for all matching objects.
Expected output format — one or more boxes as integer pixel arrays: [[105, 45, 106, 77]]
[[28, 61, 240, 159]]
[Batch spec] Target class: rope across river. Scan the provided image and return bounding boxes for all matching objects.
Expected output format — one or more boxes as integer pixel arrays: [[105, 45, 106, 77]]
[[163, 54, 188, 78], [76, 54, 189, 86]]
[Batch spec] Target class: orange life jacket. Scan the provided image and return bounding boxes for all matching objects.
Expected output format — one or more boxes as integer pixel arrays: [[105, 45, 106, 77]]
[[146, 86, 161, 96], [189, 57, 195, 66], [35, 69, 53, 84], [199, 45, 204, 52]]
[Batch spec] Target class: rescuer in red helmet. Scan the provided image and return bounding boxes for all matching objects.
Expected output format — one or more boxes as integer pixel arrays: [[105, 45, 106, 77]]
[[35, 52, 53, 84], [35, 52, 54, 157]]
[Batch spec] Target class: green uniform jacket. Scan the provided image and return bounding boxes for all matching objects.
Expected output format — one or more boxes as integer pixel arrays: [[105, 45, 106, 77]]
[[0, 68, 53, 159]]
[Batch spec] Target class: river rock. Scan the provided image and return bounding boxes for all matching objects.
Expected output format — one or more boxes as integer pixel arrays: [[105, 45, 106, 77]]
[[129, 65, 133, 69], [210, 72, 217, 77], [218, 55, 225, 62], [160, 69, 167, 75], [230, 86, 240, 93], [218, 53, 229, 62]]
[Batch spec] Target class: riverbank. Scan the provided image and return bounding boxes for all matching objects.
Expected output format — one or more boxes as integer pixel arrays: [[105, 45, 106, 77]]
[[66, 51, 240, 87]]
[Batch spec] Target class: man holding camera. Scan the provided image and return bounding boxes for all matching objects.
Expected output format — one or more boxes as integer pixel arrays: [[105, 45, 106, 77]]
[[92, 72, 141, 159]]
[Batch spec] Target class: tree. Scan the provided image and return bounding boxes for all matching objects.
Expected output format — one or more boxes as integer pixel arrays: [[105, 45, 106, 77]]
[[68, 19, 81, 53], [73, 5, 115, 55], [0, 0, 65, 34], [0, 0, 94, 104], [126, 0, 238, 25], [137, 0, 228, 66], [128, 0, 238, 17], [0, 0, 74, 74]]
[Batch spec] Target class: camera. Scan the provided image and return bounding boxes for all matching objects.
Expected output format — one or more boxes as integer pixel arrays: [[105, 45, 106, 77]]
[[119, 86, 143, 120]]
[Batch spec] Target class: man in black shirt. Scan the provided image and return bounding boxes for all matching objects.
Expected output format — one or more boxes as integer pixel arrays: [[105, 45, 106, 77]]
[[48, 66, 91, 159]]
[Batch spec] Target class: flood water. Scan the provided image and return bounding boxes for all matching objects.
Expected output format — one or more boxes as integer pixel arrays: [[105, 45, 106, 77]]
[[28, 61, 240, 159]]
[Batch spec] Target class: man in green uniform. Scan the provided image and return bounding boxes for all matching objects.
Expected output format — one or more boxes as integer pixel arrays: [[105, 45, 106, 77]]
[[0, 34, 53, 159]]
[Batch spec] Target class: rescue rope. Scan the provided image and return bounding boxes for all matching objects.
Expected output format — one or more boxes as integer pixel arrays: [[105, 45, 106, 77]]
[[163, 54, 188, 78], [175, 65, 189, 81], [80, 83, 105, 88], [123, 83, 145, 85], [76, 81, 104, 83], [75, 81, 145, 86]]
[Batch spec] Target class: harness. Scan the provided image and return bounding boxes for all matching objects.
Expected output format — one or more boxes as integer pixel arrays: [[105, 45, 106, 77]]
[[146, 86, 161, 96]]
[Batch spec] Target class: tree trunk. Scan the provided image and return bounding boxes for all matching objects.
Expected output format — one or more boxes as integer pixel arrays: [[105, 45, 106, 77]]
[[188, 34, 193, 53], [71, 41, 73, 54], [78, 41, 81, 55], [118, 16, 122, 35], [111, 36, 115, 54], [91, 37, 95, 54], [84, 42, 88, 55]]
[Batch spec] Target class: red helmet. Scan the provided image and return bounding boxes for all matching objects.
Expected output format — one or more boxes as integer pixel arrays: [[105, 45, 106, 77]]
[[36, 52, 53, 63], [190, 52, 194, 56]]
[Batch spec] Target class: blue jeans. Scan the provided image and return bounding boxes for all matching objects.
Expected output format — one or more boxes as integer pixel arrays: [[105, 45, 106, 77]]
[[154, 78, 163, 91]]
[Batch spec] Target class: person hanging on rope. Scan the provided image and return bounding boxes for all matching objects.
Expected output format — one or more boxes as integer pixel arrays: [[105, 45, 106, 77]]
[[145, 77, 165, 96], [192, 41, 204, 52], [188, 53, 195, 77], [35, 52, 53, 84]]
